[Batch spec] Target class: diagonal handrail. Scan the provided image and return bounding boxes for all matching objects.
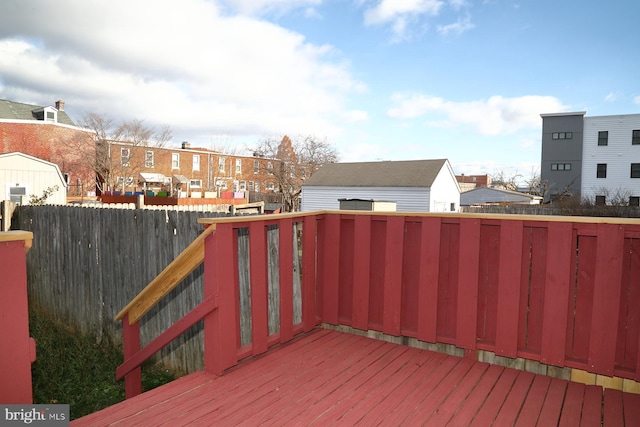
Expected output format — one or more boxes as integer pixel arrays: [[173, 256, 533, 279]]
[[115, 224, 217, 325]]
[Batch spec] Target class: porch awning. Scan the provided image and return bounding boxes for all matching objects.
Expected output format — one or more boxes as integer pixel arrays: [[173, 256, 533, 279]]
[[139, 173, 167, 183], [172, 175, 189, 184]]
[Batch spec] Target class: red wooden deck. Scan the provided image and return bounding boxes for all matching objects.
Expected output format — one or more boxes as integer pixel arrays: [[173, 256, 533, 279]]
[[72, 328, 639, 426]]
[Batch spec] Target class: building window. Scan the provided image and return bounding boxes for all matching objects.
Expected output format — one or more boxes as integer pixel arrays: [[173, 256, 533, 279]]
[[190, 179, 202, 188], [633, 130, 640, 145], [551, 163, 571, 171], [172, 153, 180, 169], [255, 182, 260, 192], [233, 180, 239, 192], [632, 163, 640, 178], [598, 131, 608, 146], [193, 155, 200, 171], [218, 157, 225, 173], [267, 161, 273, 172], [596, 163, 607, 178], [145, 151, 154, 168], [595, 195, 606, 206], [450, 203, 456, 212], [266, 182, 275, 191], [630, 196, 640, 207], [248, 181, 254, 191], [254, 160, 259, 174], [239, 180, 247, 191], [215, 179, 227, 189], [552, 132, 573, 140], [121, 148, 130, 166], [236, 158, 242, 174]]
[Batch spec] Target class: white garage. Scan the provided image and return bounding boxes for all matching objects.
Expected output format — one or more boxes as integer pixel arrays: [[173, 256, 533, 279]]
[[0, 152, 67, 205]]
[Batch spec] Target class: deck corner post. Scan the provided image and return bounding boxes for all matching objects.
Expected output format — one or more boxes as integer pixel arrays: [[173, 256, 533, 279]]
[[122, 313, 142, 398]]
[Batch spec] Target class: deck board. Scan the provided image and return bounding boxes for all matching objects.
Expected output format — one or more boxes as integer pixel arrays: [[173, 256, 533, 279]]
[[71, 329, 634, 426]]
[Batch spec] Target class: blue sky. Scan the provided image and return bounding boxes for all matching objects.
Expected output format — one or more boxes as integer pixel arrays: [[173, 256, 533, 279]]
[[1, 0, 639, 181]]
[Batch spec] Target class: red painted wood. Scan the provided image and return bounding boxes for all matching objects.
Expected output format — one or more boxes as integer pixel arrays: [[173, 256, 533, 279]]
[[368, 218, 387, 329], [424, 362, 490, 426], [623, 391, 640, 426], [566, 235, 596, 363], [557, 381, 586, 427], [588, 224, 624, 376], [0, 238, 33, 404], [518, 226, 547, 356], [338, 217, 355, 324], [447, 364, 504, 426], [616, 236, 640, 375], [476, 224, 501, 347], [302, 215, 317, 331], [351, 215, 371, 330], [456, 218, 481, 352], [204, 224, 238, 375], [122, 313, 142, 398], [492, 370, 535, 426], [495, 220, 523, 357], [278, 218, 294, 342], [471, 367, 519, 425], [514, 374, 551, 427], [249, 221, 269, 355], [603, 389, 624, 427], [383, 216, 404, 336], [322, 213, 340, 324], [580, 385, 604, 427], [536, 378, 568, 426], [417, 217, 441, 343], [540, 222, 573, 366], [400, 219, 421, 335], [116, 295, 217, 380], [437, 221, 460, 342]]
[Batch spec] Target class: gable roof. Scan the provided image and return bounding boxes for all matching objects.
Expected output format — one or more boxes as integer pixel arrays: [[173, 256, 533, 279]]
[[303, 159, 449, 188], [460, 186, 542, 205], [0, 99, 76, 126]]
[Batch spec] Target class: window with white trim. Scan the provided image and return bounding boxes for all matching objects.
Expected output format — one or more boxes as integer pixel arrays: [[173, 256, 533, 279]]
[[121, 148, 130, 166], [172, 153, 180, 169], [193, 155, 200, 171], [145, 151, 154, 168]]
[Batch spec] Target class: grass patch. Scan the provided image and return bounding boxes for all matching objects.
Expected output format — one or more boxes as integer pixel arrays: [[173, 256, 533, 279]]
[[29, 303, 177, 420]]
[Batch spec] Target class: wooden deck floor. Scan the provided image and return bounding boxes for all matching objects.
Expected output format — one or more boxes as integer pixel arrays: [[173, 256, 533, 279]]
[[72, 329, 639, 426]]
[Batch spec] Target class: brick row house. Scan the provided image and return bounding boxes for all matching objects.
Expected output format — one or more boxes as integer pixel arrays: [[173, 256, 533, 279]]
[[100, 140, 294, 200], [0, 99, 96, 197]]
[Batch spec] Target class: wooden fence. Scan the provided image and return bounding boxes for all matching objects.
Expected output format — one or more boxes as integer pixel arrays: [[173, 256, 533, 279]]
[[11, 205, 233, 372]]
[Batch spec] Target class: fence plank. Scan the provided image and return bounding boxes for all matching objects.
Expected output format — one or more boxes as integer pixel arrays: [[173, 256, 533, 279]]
[[382, 216, 405, 336], [495, 220, 524, 357], [302, 215, 317, 331], [249, 222, 269, 355], [322, 214, 340, 324], [456, 218, 481, 354], [588, 224, 625, 376], [279, 219, 294, 343], [417, 217, 441, 343], [540, 222, 573, 367], [352, 215, 371, 330]]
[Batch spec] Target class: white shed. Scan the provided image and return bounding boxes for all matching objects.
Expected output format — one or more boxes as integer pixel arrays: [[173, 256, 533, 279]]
[[0, 152, 67, 205], [301, 159, 460, 213], [460, 187, 542, 206]]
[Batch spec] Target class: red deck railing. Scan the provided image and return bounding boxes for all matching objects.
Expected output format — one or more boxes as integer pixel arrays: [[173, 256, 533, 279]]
[[114, 212, 640, 398]]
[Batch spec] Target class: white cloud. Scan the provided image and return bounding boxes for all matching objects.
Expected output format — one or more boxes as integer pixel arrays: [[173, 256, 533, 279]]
[[363, 0, 444, 39], [221, 0, 322, 16], [633, 96, 640, 106], [0, 0, 363, 144], [388, 93, 568, 135], [342, 110, 370, 123], [437, 15, 474, 36], [604, 92, 619, 102]]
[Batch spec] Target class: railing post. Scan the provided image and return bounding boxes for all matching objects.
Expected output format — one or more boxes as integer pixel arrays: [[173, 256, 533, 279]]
[[122, 313, 142, 398]]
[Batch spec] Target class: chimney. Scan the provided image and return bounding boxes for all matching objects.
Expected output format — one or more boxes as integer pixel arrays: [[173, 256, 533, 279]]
[[55, 99, 65, 111], [181, 141, 191, 149]]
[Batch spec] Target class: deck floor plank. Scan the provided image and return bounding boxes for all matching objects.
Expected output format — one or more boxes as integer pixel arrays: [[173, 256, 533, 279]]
[[70, 329, 634, 427], [514, 374, 551, 427]]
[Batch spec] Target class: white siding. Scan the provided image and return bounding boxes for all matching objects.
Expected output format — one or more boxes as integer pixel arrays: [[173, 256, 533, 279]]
[[582, 115, 640, 203], [430, 161, 461, 212], [0, 153, 67, 204], [301, 186, 430, 212]]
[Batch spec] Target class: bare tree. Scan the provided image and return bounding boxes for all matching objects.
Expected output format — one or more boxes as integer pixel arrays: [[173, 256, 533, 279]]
[[250, 135, 339, 211], [80, 113, 173, 193], [490, 170, 522, 191]]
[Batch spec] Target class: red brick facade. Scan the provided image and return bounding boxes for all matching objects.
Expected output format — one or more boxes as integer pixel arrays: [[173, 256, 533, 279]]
[[0, 121, 96, 195]]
